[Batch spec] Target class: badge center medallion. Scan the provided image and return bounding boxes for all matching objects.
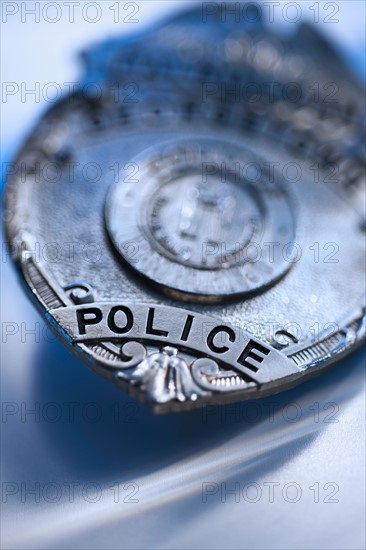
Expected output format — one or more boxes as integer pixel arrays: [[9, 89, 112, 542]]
[[105, 138, 296, 302]]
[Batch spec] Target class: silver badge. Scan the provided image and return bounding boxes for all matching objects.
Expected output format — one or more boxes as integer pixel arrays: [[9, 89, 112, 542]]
[[4, 7, 365, 411]]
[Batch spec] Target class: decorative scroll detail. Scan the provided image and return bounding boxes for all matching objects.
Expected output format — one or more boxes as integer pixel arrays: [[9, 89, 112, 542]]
[[83, 340, 256, 404], [115, 344, 209, 404], [64, 282, 95, 305], [191, 358, 256, 392], [18, 231, 97, 310], [16, 231, 66, 310], [19, 233, 66, 310], [288, 308, 366, 370], [14, 233, 366, 408], [24, 258, 65, 310]]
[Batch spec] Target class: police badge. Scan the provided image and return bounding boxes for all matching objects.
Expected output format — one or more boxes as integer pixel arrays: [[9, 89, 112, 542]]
[[4, 5, 365, 411]]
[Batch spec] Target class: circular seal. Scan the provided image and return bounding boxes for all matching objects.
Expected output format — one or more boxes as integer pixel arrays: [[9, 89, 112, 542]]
[[105, 138, 296, 302]]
